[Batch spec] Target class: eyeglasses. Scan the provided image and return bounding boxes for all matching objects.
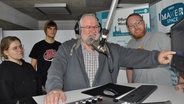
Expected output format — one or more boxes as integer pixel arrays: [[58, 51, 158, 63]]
[[128, 20, 143, 29], [10, 45, 23, 51], [81, 26, 100, 30]]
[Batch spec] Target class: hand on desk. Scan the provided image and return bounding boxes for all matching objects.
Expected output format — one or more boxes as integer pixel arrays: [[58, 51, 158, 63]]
[[176, 73, 184, 92], [176, 84, 184, 92], [44, 89, 66, 104]]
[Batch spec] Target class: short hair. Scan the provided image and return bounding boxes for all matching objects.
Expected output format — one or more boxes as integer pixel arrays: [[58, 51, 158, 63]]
[[44, 20, 57, 33], [0, 36, 21, 59], [126, 13, 143, 26]]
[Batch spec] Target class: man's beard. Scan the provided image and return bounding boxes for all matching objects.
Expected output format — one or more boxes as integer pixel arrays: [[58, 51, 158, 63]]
[[133, 29, 146, 39]]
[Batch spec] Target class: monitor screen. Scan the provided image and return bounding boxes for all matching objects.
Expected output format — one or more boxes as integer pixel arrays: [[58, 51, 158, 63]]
[[171, 17, 184, 73]]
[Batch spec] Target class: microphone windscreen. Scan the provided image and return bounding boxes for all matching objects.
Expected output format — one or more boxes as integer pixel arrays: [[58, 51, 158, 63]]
[[86, 35, 107, 54]]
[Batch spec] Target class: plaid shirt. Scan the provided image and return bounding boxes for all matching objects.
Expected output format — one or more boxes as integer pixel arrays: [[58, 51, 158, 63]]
[[82, 44, 99, 87]]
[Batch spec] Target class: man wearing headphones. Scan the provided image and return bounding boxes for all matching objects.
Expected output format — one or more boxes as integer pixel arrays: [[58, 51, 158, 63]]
[[44, 13, 175, 104]]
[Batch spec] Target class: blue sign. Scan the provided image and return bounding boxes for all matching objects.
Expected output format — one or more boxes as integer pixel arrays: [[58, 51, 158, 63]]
[[134, 8, 149, 14], [159, 3, 184, 26]]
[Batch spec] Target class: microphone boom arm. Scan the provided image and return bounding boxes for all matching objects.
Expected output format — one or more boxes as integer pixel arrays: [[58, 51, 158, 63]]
[[99, 0, 119, 47]]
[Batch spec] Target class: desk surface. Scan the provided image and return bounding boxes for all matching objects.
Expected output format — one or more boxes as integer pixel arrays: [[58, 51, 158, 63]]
[[33, 83, 184, 104]]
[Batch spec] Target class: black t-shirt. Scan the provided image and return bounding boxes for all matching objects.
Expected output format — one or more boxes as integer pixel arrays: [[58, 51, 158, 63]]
[[29, 40, 61, 86], [0, 60, 42, 101]]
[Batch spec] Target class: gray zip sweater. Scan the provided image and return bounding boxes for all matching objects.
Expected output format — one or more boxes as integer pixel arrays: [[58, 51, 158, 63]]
[[46, 38, 159, 92]]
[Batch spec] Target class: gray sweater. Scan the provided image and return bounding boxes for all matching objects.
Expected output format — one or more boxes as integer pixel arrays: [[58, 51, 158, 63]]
[[46, 38, 159, 92]]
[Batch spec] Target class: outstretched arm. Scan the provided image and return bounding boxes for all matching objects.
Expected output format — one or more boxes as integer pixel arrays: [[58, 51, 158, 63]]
[[158, 51, 176, 64]]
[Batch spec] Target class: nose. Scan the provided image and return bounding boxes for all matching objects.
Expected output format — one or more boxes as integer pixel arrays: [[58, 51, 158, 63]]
[[88, 30, 98, 35], [134, 25, 139, 29], [134, 22, 142, 28], [52, 29, 56, 32]]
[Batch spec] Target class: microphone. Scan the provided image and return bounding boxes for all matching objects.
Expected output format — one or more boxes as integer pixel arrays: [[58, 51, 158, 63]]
[[86, 36, 107, 54]]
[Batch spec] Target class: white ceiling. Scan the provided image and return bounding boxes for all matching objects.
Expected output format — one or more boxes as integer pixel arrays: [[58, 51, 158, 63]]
[[0, 0, 161, 30]]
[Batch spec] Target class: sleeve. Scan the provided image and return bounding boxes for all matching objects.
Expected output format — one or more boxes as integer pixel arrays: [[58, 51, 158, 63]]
[[45, 44, 68, 92], [109, 43, 160, 69], [121, 48, 159, 68]]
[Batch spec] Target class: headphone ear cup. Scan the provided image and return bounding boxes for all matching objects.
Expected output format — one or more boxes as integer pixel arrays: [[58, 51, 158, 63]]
[[99, 22, 102, 32], [74, 21, 79, 35]]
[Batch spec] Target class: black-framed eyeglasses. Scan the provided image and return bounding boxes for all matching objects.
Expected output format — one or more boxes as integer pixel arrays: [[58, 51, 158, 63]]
[[128, 20, 143, 30]]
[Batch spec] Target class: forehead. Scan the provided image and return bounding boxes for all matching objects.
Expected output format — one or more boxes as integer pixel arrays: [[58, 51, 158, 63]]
[[9, 40, 21, 47], [81, 16, 98, 26], [47, 26, 56, 29], [127, 15, 142, 23]]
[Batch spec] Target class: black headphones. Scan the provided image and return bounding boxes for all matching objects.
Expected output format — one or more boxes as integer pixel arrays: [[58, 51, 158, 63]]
[[74, 20, 80, 35], [74, 13, 102, 35]]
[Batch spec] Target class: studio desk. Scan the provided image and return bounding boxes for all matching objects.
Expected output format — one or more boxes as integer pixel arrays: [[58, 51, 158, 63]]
[[33, 83, 184, 104]]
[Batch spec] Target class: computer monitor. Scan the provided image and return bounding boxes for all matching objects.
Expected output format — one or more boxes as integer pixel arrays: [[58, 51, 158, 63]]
[[171, 17, 184, 73]]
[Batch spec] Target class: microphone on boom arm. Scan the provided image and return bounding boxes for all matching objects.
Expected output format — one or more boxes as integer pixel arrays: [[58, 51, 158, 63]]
[[86, 36, 107, 54], [87, 0, 119, 83], [86, 0, 119, 54]]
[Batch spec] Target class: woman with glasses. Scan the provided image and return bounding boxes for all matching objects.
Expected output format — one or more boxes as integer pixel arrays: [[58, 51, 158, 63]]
[[0, 36, 42, 103]]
